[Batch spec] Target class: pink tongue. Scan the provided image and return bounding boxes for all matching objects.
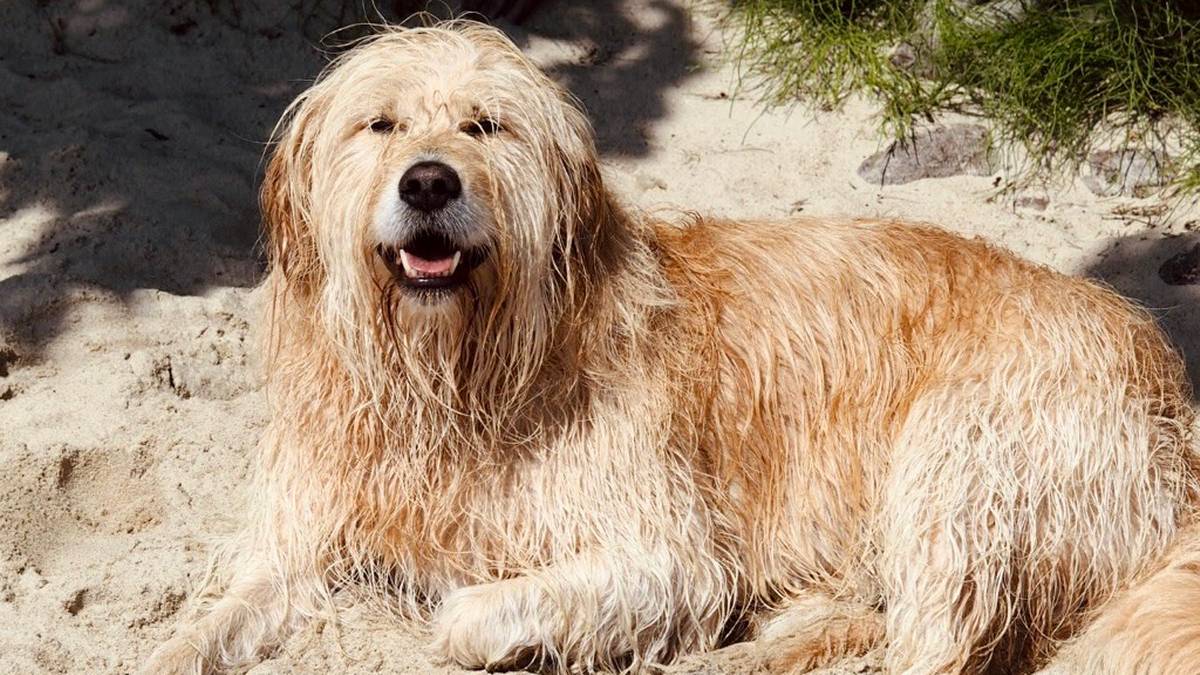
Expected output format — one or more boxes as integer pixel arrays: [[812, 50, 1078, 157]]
[[400, 249, 455, 276]]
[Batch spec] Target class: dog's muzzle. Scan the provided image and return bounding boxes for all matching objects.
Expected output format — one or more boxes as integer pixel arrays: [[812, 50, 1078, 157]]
[[378, 161, 488, 294]]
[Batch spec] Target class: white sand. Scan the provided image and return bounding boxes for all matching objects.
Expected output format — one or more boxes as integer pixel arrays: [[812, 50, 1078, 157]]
[[1, 1, 1197, 673]]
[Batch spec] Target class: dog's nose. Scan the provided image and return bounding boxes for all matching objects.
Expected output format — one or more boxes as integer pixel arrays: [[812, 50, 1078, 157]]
[[398, 161, 462, 212]]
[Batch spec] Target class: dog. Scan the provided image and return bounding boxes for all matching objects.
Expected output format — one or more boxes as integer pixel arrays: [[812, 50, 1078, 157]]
[[145, 21, 1200, 674]]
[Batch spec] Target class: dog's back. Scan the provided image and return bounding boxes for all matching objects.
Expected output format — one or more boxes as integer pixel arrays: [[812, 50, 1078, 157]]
[[657, 214, 1199, 672]]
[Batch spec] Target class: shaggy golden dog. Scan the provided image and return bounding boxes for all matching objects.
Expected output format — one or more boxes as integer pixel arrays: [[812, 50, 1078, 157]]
[[146, 21, 1200, 675]]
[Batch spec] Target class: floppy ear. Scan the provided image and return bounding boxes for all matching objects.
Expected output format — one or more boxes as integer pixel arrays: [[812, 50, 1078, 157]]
[[261, 101, 321, 293], [550, 101, 625, 288]]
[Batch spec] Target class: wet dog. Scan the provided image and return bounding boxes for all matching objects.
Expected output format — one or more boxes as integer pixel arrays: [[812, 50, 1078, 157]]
[[146, 22, 1200, 674]]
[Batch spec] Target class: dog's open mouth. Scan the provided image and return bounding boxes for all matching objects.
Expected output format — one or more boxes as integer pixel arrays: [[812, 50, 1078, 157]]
[[377, 230, 485, 292]]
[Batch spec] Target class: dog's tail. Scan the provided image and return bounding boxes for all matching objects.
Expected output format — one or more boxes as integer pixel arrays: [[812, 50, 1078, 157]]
[[1037, 523, 1200, 675]]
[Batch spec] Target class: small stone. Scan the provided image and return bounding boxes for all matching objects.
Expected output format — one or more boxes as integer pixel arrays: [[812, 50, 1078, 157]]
[[888, 42, 917, 70], [1015, 194, 1049, 211], [1082, 149, 1167, 197], [858, 124, 994, 186], [1158, 243, 1200, 285]]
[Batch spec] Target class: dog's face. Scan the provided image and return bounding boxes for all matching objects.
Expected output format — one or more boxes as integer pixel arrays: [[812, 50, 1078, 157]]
[[264, 24, 608, 338]]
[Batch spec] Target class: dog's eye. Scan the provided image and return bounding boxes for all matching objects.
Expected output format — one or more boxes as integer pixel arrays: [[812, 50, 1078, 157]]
[[368, 118, 396, 134], [462, 117, 502, 138]]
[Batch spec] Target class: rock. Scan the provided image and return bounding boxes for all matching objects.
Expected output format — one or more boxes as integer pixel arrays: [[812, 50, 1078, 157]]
[[887, 42, 917, 70], [858, 124, 994, 186], [1082, 149, 1168, 197], [1015, 194, 1049, 211], [1159, 243, 1200, 285]]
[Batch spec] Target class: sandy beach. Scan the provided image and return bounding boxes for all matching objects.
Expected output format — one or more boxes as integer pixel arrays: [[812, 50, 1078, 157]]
[[2, 1, 1198, 673]]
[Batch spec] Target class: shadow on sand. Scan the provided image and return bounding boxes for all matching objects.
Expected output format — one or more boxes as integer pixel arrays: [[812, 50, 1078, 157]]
[[0, 0, 701, 363], [1085, 230, 1200, 391]]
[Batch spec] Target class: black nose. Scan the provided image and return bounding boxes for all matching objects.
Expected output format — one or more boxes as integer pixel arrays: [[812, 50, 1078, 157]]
[[398, 161, 461, 212]]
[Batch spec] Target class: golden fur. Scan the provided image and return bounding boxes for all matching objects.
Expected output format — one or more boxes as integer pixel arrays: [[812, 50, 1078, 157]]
[[145, 22, 1200, 675]]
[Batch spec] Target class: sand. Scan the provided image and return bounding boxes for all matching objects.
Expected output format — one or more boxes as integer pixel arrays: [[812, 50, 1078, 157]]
[[1, 1, 1197, 673]]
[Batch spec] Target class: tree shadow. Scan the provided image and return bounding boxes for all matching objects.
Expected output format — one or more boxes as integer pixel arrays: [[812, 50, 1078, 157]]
[[1084, 231, 1200, 392], [0, 1, 323, 361], [0, 0, 701, 363], [508, 0, 700, 157]]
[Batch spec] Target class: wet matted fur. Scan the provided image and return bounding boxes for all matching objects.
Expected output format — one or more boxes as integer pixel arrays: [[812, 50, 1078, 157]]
[[145, 21, 1200, 675]]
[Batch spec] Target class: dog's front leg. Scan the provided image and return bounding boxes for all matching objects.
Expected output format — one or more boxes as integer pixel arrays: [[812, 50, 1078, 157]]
[[142, 553, 325, 675], [432, 548, 728, 671]]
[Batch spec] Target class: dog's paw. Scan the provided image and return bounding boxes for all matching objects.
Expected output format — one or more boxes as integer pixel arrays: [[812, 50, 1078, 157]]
[[431, 580, 547, 671], [141, 636, 207, 675]]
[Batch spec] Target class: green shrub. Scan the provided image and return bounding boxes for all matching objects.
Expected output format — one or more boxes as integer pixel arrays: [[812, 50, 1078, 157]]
[[728, 0, 1200, 192]]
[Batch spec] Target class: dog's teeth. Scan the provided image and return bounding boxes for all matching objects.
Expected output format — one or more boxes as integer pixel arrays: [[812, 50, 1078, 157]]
[[399, 250, 417, 277], [397, 249, 463, 278]]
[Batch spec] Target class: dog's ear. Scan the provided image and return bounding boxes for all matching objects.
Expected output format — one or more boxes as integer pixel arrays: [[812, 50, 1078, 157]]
[[261, 99, 322, 293], [550, 103, 624, 287]]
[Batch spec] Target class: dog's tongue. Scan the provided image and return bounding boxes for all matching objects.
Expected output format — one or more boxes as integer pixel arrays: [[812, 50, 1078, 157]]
[[400, 249, 456, 277]]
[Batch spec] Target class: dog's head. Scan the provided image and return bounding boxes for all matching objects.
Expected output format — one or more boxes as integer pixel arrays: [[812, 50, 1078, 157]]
[[262, 22, 616, 349]]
